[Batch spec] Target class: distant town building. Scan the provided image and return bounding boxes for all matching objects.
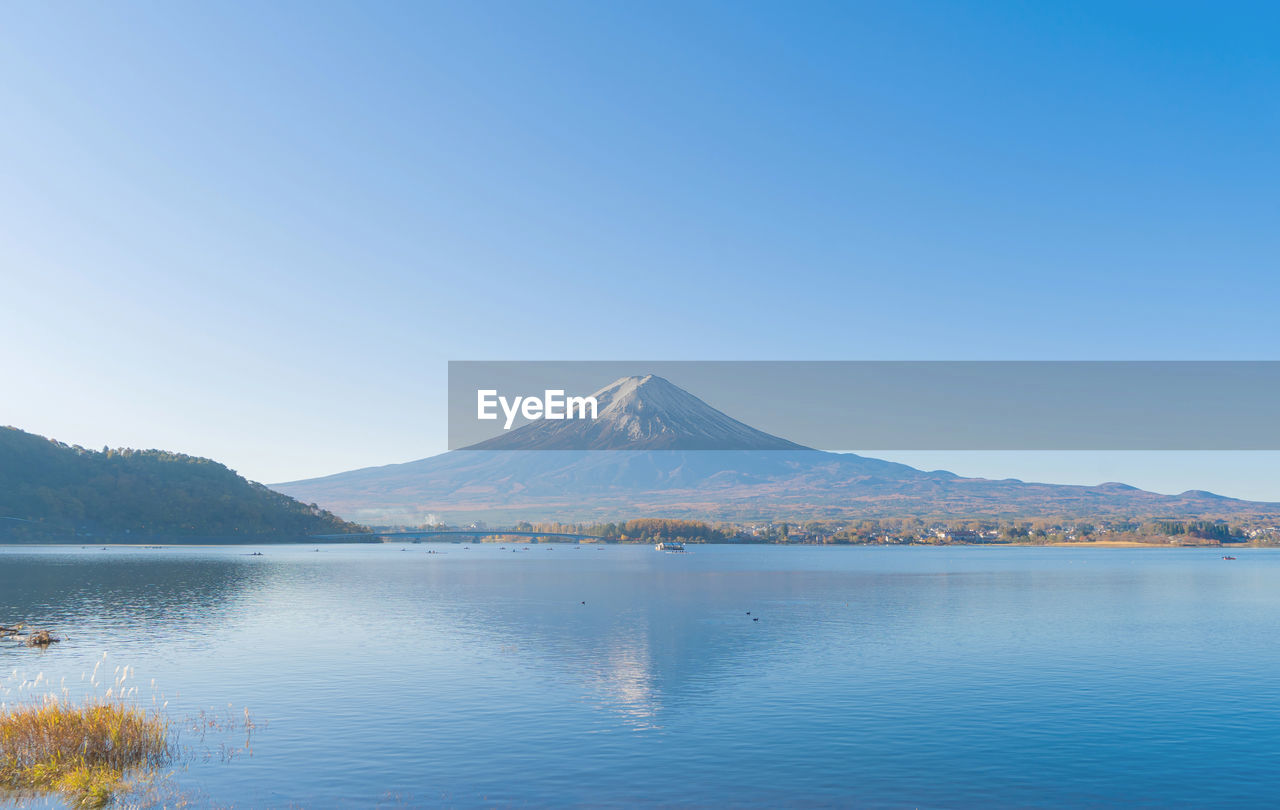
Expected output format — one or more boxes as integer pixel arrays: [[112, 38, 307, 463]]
[[934, 529, 980, 543]]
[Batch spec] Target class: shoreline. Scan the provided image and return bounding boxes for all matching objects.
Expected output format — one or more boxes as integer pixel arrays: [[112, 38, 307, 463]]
[[0, 540, 1271, 550]]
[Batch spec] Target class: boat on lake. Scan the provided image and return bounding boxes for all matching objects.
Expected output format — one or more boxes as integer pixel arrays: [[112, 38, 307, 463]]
[[656, 542, 685, 552]]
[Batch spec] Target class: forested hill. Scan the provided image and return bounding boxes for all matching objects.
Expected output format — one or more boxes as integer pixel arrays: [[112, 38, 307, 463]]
[[0, 426, 366, 541]]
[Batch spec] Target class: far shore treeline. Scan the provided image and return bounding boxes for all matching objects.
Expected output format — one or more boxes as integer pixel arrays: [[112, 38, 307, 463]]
[[0, 426, 366, 542], [401, 516, 1275, 547]]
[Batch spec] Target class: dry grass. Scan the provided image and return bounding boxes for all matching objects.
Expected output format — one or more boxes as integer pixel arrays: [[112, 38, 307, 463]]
[[0, 697, 170, 808], [0, 654, 259, 808]]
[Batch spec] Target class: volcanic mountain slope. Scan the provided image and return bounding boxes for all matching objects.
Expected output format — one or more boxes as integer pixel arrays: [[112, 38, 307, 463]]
[[272, 375, 1280, 524]]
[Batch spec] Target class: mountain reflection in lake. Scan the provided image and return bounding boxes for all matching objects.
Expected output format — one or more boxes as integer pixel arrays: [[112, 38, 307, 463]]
[[3, 543, 1280, 808]]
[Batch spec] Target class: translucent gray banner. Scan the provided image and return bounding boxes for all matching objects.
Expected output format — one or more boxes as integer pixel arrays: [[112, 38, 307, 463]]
[[448, 361, 1280, 450]]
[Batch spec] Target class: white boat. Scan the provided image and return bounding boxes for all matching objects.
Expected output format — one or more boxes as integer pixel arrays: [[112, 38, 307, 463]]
[[655, 542, 685, 552]]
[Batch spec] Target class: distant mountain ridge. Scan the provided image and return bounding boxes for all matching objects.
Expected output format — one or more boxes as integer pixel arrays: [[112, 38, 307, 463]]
[[0, 426, 364, 541], [273, 375, 1280, 524]]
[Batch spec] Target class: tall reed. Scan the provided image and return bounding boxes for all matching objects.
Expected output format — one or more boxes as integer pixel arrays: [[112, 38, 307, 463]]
[[1, 657, 171, 808], [0, 695, 170, 808]]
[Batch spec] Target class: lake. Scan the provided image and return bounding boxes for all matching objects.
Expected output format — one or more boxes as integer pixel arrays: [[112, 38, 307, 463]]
[[2, 543, 1279, 808]]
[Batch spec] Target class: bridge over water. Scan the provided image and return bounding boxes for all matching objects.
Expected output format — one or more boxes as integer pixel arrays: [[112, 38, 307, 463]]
[[307, 529, 610, 542]]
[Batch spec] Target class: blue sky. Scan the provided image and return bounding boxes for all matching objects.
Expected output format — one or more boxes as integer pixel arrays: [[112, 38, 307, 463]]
[[3, 1, 1279, 496]]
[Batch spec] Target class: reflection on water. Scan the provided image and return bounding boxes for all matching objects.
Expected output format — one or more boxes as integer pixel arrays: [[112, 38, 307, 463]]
[[595, 636, 658, 727], [0, 549, 265, 636], [2, 544, 1280, 807]]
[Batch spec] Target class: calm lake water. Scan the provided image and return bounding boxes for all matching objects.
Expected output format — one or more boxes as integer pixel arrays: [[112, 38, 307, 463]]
[[2, 543, 1280, 808]]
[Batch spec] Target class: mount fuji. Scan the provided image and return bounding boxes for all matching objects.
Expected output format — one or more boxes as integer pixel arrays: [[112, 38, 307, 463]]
[[272, 375, 1279, 524]]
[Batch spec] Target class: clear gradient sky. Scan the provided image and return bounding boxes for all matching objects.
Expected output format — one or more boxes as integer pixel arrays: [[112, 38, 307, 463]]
[[3, 2, 1279, 497]]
